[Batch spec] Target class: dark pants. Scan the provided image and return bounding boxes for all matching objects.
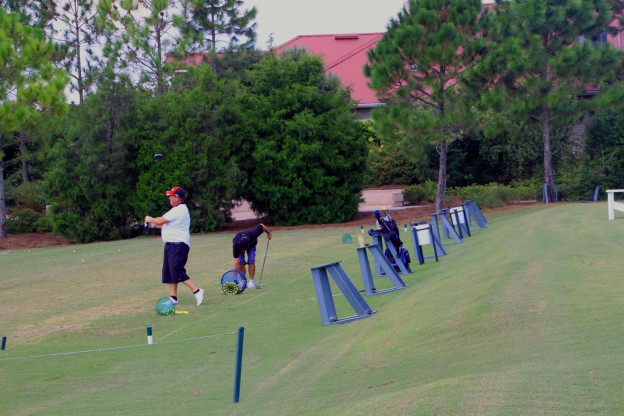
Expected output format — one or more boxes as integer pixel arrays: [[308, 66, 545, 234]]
[[162, 243, 190, 284]]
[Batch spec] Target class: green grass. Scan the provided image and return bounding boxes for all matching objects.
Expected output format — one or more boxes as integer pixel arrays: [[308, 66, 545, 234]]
[[2, 202, 624, 415]]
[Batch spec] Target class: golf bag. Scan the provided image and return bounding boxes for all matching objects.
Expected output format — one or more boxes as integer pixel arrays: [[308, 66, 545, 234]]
[[369, 210, 411, 271]]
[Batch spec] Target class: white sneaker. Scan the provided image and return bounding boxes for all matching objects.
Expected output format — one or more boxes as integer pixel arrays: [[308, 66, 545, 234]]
[[169, 297, 179, 305], [194, 288, 205, 306], [247, 280, 256, 289]]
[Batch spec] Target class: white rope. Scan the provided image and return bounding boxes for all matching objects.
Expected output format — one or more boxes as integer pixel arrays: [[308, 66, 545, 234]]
[[0, 331, 236, 361]]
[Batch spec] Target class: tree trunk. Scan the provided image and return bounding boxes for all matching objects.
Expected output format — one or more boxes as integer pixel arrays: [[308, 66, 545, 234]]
[[0, 162, 7, 239], [20, 130, 30, 182], [542, 104, 556, 203], [72, 1, 84, 105], [156, 18, 164, 95], [211, 7, 217, 50], [435, 139, 448, 212]]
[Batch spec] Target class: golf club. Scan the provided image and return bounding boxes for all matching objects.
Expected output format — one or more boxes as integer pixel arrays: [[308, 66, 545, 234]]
[[256, 240, 270, 288], [143, 153, 163, 235]]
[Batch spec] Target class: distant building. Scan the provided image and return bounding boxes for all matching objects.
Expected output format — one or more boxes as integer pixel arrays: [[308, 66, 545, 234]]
[[275, 33, 384, 120]]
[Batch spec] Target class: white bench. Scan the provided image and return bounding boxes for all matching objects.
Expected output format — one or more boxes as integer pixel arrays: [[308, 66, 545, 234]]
[[607, 189, 624, 220]]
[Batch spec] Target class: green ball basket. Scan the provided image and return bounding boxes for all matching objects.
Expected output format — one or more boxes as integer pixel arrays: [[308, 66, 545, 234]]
[[155, 297, 176, 316]]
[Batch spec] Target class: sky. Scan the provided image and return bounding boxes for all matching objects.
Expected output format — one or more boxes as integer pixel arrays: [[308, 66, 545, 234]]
[[244, 0, 406, 48]]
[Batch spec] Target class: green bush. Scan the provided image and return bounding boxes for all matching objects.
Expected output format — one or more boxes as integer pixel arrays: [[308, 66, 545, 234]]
[[555, 172, 591, 201], [366, 146, 428, 187], [403, 184, 425, 204], [243, 50, 369, 225], [12, 181, 45, 212], [450, 183, 538, 209], [7, 208, 41, 234], [403, 180, 437, 204]]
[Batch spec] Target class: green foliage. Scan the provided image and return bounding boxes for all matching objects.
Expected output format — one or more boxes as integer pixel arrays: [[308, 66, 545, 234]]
[[470, 0, 623, 201], [178, 0, 257, 51], [97, 0, 181, 95], [403, 180, 438, 204], [0, 7, 68, 238], [450, 182, 537, 209], [244, 50, 368, 225], [365, 0, 486, 210], [132, 65, 248, 232], [11, 180, 45, 211], [6, 207, 39, 233], [44, 77, 140, 243], [53, 0, 101, 104], [585, 107, 624, 179], [364, 120, 430, 186], [578, 107, 624, 198]]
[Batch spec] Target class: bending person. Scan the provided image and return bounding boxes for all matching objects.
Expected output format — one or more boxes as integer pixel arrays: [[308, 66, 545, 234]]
[[232, 223, 272, 289]]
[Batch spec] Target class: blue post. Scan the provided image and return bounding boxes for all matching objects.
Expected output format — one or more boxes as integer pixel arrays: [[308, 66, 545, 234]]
[[233, 326, 245, 403], [1, 336, 6, 351], [594, 185, 600, 201]]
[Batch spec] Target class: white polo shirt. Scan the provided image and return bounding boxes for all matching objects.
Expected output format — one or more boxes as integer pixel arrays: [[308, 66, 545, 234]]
[[161, 203, 191, 247]]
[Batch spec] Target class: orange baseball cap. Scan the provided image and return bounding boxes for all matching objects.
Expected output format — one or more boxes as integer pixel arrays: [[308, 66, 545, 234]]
[[165, 186, 186, 198]]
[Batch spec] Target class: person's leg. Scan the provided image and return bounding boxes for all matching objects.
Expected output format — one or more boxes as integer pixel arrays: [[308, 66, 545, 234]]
[[246, 247, 257, 288], [169, 283, 178, 297], [171, 244, 204, 305], [247, 246, 257, 280], [234, 254, 246, 274], [163, 247, 179, 304], [182, 279, 199, 292]]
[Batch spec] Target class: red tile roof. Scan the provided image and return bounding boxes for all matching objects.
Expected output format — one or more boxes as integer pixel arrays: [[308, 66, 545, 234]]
[[275, 33, 384, 106]]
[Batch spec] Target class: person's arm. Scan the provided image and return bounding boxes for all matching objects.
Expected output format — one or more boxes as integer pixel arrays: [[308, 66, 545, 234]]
[[260, 223, 272, 240], [145, 215, 169, 228]]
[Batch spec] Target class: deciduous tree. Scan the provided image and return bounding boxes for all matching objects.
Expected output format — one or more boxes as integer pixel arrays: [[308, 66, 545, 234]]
[[244, 49, 368, 225]]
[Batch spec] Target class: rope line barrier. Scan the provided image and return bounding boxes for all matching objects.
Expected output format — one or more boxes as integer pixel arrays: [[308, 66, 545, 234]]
[[0, 331, 236, 361]]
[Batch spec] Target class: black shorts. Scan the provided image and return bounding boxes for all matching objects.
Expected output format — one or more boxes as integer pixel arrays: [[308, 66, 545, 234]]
[[162, 242, 190, 284]]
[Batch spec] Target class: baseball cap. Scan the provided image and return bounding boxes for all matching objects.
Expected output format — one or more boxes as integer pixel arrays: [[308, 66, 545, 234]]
[[238, 235, 250, 250], [165, 186, 186, 199]]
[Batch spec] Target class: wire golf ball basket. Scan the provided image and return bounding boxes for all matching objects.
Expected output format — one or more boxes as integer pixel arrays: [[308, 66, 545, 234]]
[[221, 270, 247, 295]]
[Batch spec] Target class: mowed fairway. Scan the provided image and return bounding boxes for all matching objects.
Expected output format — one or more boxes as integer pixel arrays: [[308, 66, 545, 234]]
[[2, 202, 624, 415]]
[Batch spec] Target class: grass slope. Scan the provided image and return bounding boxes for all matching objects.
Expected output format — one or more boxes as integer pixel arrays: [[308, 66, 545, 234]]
[[1, 202, 624, 415]]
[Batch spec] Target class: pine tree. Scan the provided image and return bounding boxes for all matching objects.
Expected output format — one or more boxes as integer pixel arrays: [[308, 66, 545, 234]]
[[365, 0, 485, 211], [471, 0, 621, 203], [0, 0, 56, 28], [52, 0, 101, 104], [179, 0, 256, 51], [97, 0, 182, 95], [0, 8, 68, 238]]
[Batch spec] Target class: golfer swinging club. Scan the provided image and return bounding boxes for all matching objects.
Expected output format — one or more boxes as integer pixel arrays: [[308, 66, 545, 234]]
[[145, 186, 204, 306], [232, 223, 272, 289]]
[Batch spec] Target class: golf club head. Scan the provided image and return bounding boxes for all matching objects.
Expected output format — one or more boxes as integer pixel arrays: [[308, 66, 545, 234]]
[[153, 153, 163, 161]]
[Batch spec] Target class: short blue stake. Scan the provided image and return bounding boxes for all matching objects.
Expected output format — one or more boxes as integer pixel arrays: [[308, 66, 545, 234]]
[[233, 326, 245, 403], [1, 336, 6, 350], [146, 326, 153, 345]]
